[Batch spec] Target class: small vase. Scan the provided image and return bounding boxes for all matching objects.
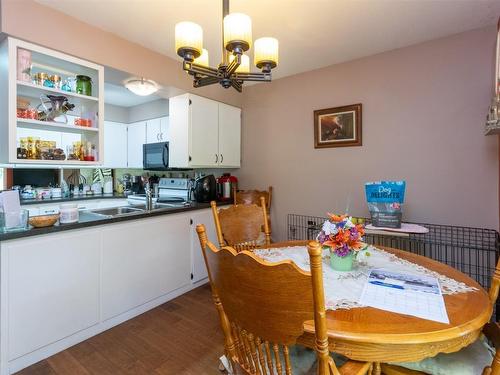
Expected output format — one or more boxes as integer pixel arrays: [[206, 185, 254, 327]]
[[330, 252, 354, 271]]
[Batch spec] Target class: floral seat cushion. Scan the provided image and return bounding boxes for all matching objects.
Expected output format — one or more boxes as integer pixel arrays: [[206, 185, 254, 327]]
[[392, 337, 494, 375], [221, 344, 347, 374]]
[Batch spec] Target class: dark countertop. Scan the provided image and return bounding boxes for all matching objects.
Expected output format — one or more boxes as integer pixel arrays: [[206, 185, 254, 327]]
[[20, 193, 127, 205], [1, 200, 231, 242]]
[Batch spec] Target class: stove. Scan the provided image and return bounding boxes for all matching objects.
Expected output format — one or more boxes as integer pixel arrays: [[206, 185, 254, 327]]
[[127, 177, 192, 207]]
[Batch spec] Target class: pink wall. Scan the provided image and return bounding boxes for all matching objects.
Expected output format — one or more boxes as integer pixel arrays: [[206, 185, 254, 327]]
[[0, 0, 242, 107], [240, 26, 499, 240]]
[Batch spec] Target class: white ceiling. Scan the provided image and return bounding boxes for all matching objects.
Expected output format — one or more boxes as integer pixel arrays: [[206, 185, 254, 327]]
[[104, 82, 161, 107], [102, 66, 161, 107], [36, 0, 500, 80]]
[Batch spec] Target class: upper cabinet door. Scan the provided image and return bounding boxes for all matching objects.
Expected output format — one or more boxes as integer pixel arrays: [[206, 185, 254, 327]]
[[159, 116, 169, 141], [103, 121, 128, 168], [127, 122, 146, 168], [145, 118, 162, 144], [189, 95, 219, 167], [218, 103, 241, 168]]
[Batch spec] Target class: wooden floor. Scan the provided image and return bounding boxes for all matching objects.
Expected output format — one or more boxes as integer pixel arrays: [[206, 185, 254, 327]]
[[17, 284, 224, 375]]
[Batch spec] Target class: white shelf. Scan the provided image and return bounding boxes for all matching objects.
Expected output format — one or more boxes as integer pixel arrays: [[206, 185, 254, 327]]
[[13, 159, 101, 166], [1, 37, 104, 166], [17, 81, 99, 102], [17, 118, 99, 134]]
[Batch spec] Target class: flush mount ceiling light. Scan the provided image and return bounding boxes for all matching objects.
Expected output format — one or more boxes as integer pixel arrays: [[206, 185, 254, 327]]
[[174, 0, 279, 92], [124, 78, 158, 96]]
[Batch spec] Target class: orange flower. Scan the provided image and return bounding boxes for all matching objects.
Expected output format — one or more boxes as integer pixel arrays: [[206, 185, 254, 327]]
[[327, 213, 347, 222]]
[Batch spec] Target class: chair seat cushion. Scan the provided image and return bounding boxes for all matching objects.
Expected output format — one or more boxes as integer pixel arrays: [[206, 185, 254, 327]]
[[221, 344, 347, 374], [392, 336, 494, 375]]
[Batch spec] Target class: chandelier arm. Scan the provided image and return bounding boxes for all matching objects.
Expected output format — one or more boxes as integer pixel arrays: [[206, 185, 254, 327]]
[[225, 53, 241, 77], [194, 76, 221, 88], [184, 61, 221, 78], [232, 72, 272, 82], [230, 80, 242, 92]]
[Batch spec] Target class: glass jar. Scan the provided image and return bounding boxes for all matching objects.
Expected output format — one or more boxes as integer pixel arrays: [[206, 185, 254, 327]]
[[76, 75, 92, 96]]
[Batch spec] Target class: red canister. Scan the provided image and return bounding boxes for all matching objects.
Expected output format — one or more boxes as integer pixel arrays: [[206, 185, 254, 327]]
[[217, 173, 238, 201]]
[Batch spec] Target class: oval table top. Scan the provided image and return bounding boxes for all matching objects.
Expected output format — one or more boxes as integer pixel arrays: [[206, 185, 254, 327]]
[[270, 241, 492, 363]]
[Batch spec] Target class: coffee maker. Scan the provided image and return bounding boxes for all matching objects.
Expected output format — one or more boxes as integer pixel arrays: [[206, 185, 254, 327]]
[[122, 174, 144, 195], [130, 175, 144, 194]]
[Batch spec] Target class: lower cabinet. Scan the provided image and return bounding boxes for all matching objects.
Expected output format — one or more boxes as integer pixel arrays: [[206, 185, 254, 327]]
[[190, 209, 218, 283], [7, 231, 100, 360], [101, 214, 191, 320], [1, 208, 213, 372]]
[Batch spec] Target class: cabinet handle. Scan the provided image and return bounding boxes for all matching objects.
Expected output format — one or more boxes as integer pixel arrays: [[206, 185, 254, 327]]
[[160, 133, 163, 140], [215, 154, 218, 163], [157, 133, 160, 141], [220, 154, 223, 163]]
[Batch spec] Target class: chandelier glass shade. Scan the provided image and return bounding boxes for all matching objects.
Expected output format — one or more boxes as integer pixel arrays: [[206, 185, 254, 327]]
[[174, 0, 278, 92], [194, 49, 210, 67]]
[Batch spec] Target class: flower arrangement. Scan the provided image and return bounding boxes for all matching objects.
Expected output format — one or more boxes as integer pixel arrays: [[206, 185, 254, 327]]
[[317, 213, 367, 257]]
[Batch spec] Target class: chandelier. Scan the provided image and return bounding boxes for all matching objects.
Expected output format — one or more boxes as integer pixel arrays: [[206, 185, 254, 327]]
[[174, 0, 279, 92]]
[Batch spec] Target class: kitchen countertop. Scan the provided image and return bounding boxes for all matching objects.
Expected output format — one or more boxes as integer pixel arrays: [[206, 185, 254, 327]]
[[1, 200, 231, 242], [20, 193, 127, 205]]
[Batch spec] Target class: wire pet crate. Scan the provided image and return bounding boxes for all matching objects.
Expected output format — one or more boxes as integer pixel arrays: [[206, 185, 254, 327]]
[[287, 214, 500, 293]]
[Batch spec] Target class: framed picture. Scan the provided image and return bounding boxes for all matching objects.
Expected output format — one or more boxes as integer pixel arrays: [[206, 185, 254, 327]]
[[313, 103, 362, 148]]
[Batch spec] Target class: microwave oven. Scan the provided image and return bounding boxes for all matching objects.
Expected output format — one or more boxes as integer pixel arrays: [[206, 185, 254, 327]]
[[143, 142, 169, 170]]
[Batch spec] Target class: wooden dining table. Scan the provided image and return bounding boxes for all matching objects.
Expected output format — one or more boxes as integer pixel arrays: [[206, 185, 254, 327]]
[[268, 241, 493, 375]]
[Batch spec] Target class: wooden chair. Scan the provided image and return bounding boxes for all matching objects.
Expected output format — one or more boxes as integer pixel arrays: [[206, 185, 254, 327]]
[[211, 196, 271, 252], [233, 186, 273, 213], [196, 225, 373, 375], [381, 257, 500, 375]]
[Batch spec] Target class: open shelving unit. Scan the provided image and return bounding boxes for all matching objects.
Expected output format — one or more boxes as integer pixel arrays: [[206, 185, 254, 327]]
[[0, 37, 104, 166]]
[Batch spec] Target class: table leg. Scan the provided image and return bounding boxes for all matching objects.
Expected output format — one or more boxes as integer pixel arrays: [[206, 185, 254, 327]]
[[373, 362, 381, 375]]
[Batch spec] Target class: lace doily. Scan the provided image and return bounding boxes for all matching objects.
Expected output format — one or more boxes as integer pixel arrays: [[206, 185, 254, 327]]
[[254, 245, 477, 310]]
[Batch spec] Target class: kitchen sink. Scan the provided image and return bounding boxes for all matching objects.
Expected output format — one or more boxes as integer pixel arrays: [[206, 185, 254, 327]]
[[89, 206, 145, 216]]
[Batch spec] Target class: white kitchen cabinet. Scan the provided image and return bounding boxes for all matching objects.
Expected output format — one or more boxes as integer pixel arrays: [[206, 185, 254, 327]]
[[103, 121, 128, 168], [127, 121, 146, 168], [101, 214, 191, 321], [0, 37, 104, 167], [160, 116, 169, 141], [6, 231, 100, 360], [169, 94, 241, 168], [218, 103, 241, 168], [1, 209, 214, 374], [190, 95, 219, 167], [190, 209, 218, 283], [146, 117, 169, 144], [146, 118, 161, 143]]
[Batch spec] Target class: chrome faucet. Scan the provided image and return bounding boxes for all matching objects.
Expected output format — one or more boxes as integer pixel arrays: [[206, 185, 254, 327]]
[[145, 182, 153, 211]]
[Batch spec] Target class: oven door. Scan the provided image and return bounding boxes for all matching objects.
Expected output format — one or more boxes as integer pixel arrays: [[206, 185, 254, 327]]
[[143, 142, 169, 170]]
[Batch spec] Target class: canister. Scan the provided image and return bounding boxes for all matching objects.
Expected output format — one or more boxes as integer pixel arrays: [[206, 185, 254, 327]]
[[59, 203, 79, 224], [76, 75, 92, 96]]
